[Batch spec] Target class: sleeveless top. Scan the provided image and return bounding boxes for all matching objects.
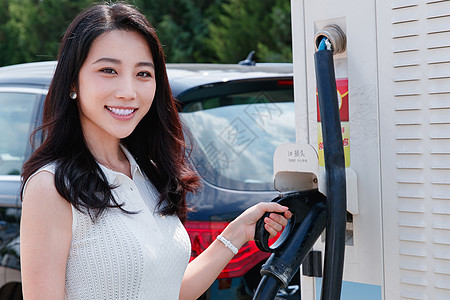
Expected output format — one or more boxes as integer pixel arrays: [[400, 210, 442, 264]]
[[25, 147, 191, 299]]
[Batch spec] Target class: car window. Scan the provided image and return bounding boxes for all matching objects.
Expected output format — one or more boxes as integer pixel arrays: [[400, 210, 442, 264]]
[[0, 92, 39, 175], [181, 86, 295, 191]]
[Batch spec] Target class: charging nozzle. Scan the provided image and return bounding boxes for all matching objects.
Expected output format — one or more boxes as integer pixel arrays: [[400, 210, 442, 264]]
[[314, 24, 347, 54]]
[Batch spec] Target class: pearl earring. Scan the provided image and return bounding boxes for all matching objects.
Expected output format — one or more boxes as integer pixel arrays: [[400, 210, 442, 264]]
[[70, 91, 77, 99]]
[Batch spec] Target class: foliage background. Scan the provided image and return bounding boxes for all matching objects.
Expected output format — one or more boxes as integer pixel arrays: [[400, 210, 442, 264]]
[[0, 0, 292, 67]]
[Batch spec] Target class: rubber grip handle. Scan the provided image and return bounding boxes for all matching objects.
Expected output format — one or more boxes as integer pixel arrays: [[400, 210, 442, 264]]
[[254, 212, 273, 252], [255, 211, 295, 253], [254, 190, 325, 253]]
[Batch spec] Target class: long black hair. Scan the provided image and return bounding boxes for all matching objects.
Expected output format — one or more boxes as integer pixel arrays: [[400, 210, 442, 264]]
[[21, 2, 200, 222]]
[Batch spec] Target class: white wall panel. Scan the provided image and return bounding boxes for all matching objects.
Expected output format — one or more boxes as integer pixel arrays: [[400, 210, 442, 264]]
[[378, 0, 450, 298]]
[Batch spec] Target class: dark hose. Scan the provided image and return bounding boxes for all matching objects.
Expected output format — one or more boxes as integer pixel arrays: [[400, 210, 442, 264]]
[[314, 46, 347, 300], [252, 275, 281, 300], [253, 200, 327, 300]]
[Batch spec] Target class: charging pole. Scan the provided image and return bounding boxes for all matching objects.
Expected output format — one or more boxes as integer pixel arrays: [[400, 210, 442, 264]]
[[291, 1, 450, 299]]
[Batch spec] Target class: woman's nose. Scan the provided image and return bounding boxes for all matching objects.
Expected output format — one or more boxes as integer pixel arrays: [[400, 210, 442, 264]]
[[114, 76, 137, 100]]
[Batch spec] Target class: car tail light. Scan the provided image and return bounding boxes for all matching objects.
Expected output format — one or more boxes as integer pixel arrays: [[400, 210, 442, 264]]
[[277, 79, 293, 86], [185, 220, 274, 279]]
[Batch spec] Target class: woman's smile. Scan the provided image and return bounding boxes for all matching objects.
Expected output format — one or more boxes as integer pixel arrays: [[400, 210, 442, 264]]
[[105, 106, 138, 119]]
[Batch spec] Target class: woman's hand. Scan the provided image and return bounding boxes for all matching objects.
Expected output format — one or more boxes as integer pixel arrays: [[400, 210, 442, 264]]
[[222, 202, 292, 249], [180, 202, 291, 300]]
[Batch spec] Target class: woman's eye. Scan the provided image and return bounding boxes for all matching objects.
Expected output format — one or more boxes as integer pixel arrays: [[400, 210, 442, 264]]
[[100, 68, 117, 74], [137, 71, 152, 78]]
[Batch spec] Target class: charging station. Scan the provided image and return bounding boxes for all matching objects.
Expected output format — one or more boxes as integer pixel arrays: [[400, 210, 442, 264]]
[[289, 0, 450, 299]]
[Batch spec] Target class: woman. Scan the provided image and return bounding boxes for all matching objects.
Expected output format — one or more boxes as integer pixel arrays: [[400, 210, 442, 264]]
[[20, 2, 291, 299]]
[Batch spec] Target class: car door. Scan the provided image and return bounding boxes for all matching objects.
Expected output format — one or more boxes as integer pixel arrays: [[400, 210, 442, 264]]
[[0, 86, 45, 295]]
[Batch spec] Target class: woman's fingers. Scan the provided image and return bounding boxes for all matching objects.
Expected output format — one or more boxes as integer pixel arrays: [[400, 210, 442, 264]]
[[232, 202, 292, 242], [265, 217, 283, 232], [264, 223, 278, 238], [263, 209, 292, 238], [257, 202, 290, 214], [268, 212, 289, 226]]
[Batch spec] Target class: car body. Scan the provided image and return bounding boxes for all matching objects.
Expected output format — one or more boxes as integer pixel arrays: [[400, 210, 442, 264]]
[[0, 61, 297, 299]]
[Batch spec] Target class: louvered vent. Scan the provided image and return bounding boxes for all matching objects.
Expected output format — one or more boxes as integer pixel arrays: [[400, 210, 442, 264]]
[[391, 0, 450, 298]]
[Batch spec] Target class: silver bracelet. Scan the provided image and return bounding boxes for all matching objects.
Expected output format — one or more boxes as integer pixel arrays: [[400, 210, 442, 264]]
[[217, 235, 238, 255]]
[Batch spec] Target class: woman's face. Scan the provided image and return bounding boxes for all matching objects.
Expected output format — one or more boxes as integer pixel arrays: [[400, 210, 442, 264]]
[[76, 29, 156, 144]]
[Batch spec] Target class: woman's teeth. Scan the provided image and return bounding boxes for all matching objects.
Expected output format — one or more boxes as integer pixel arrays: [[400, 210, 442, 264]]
[[107, 106, 135, 116]]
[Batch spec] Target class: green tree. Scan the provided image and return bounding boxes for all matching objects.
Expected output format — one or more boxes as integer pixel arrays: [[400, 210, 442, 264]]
[[0, 0, 94, 67], [0, 0, 292, 66], [207, 0, 292, 63], [257, 0, 292, 62], [0, 0, 19, 66], [137, 0, 222, 62]]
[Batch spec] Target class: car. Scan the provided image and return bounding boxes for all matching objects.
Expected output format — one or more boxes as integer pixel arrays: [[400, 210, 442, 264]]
[[0, 61, 298, 299]]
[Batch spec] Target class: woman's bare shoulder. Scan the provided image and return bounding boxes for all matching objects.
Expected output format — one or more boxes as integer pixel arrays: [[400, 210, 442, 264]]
[[22, 169, 71, 219], [21, 170, 72, 299]]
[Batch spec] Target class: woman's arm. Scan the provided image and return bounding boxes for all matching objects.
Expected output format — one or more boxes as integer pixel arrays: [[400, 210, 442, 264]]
[[179, 202, 291, 300], [20, 171, 72, 300]]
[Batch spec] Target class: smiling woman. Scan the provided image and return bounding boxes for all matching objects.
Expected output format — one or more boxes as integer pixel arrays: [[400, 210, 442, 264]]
[[19, 2, 291, 300], [76, 30, 156, 153]]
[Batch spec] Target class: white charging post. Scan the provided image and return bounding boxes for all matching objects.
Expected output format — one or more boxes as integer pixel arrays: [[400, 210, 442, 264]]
[[290, 0, 450, 299]]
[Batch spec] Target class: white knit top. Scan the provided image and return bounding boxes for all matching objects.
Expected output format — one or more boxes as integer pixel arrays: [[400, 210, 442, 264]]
[[26, 147, 191, 299]]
